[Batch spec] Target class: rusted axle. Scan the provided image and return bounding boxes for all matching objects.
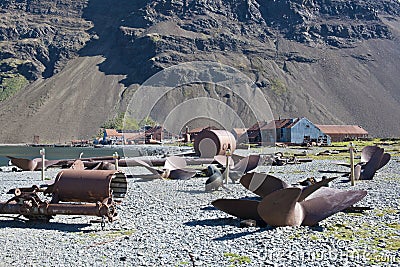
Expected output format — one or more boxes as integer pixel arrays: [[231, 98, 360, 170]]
[[0, 201, 116, 221]]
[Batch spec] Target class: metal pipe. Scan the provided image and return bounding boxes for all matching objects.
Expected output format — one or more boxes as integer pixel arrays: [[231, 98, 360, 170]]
[[40, 149, 45, 180], [349, 143, 355, 186], [113, 152, 119, 170], [224, 149, 231, 185], [0, 202, 116, 221]]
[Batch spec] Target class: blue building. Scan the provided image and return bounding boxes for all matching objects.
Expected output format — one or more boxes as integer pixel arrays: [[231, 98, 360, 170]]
[[247, 117, 331, 145]]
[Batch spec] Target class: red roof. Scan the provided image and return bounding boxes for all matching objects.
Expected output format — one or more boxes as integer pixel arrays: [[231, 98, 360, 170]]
[[316, 125, 368, 135], [123, 132, 145, 140], [105, 129, 122, 137], [248, 118, 301, 131], [274, 118, 300, 129]]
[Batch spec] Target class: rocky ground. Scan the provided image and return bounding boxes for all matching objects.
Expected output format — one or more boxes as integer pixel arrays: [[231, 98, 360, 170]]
[[0, 149, 399, 266]]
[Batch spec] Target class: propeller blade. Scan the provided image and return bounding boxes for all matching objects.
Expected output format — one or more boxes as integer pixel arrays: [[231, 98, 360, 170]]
[[212, 199, 262, 221], [301, 189, 367, 226], [213, 155, 234, 168], [99, 162, 116, 170], [205, 171, 224, 191], [231, 154, 245, 163], [32, 158, 62, 170], [69, 160, 85, 170], [354, 164, 361, 180], [360, 147, 384, 180], [206, 164, 221, 176], [377, 153, 391, 170], [169, 168, 196, 180], [361, 146, 381, 163], [298, 177, 337, 202], [164, 156, 187, 170], [240, 172, 289, 197], [7, 156, 37, 171], [88, 162, 103, 170], [134, 159, 162, 176], [257, 188, 303, 226], [231, 155, 260, 173]]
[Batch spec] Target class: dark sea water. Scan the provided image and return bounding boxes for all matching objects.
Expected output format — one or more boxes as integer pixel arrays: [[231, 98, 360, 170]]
[[0, 145, 127, 167]]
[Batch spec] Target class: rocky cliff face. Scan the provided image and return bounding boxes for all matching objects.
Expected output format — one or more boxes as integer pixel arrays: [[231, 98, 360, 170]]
[[0, 0, 91, 78], [0, 0, 399, 142]]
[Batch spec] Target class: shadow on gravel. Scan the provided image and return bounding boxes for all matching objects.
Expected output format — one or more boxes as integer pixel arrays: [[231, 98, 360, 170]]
[[177, 189, 207, 194], [0, 217, 90, 232], [185, 217, 238, 227], [213, 227, 274, 241], [185, 217, 275, 241]]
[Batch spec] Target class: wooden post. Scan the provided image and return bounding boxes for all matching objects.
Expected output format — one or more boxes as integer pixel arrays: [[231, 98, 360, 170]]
[[224, 149, 231, 185], [349, 142, 355, 186], [40, 148, 45, 181], [113, 152, 119, 170]]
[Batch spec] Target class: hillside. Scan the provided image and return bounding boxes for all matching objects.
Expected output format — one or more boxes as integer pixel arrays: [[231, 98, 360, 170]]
[[0, 0, 399, 143]]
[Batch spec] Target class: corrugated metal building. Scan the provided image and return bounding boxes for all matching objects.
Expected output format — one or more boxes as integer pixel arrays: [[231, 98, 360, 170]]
[[315, 125, 368, 142], [247, 118, 331, 145]]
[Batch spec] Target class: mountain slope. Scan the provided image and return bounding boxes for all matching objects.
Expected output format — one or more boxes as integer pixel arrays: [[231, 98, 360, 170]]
[[0, 0, 399, 142]]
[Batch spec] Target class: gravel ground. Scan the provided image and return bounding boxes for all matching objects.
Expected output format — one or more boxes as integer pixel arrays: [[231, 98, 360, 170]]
[[0, 151, 399, 266]]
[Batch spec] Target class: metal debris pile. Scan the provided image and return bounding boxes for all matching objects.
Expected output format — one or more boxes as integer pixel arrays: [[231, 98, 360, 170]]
[[1, 144, 392, 230]]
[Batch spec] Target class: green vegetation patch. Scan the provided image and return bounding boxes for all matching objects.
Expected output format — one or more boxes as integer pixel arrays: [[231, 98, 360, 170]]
[[387, 223, 400, 230], [81, 229, 135, 239], [223, 252, 251, 266], [0, 74, 28, 101], [101, 113, 159, 131], [269, 78, 287, 96], [147, 33, 162, 42], [174, 261, 189, 267], [320, 221, 400, 253], [374, 207, 398, 217]]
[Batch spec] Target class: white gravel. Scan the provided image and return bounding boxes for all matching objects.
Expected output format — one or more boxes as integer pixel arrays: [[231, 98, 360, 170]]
[[0, 152, 399, 266]]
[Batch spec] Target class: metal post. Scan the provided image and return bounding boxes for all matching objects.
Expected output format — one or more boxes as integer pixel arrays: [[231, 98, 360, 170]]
[[40, 148, 45, 181], [113, 152, 119, 170], [349, 142, 355, 186], [224, 149, 231, 185]]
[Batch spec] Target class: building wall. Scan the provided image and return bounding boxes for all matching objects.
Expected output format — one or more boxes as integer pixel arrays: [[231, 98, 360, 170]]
[[279, 127, 291, 143], [290, 118, 331, 145]]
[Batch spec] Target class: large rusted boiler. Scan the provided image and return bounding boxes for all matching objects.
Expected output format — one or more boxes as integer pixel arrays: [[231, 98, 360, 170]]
[[194, 129, 236, 157]]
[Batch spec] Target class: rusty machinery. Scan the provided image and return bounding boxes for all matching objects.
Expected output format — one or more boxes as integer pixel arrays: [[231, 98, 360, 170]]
[[0, 170, 127, 228], [194, 129, 236, 158]]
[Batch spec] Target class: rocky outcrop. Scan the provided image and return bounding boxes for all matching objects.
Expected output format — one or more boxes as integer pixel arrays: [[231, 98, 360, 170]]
[[0, 0, 91, 81]]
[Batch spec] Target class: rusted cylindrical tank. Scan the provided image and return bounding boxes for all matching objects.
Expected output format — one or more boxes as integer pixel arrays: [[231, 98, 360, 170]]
[[194, 130, 236, 157], [49, 170, 127, 203]]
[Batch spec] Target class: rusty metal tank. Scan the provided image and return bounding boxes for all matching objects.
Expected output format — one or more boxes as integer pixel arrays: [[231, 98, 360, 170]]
[[48, 170, 127, 203], [194, 130, 236, 157]]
